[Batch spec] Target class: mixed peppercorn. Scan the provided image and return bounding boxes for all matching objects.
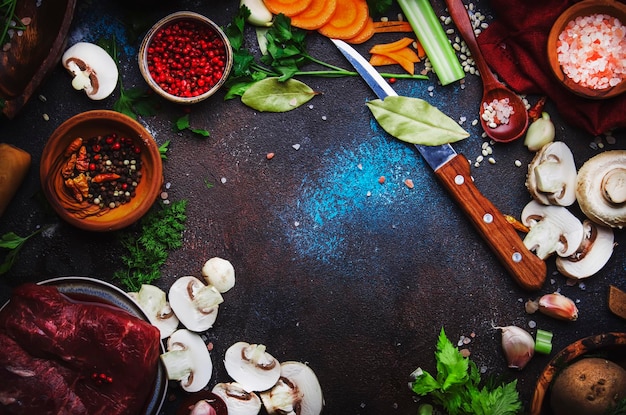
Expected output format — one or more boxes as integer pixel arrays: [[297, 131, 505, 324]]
[[146, 19, 227, 98], [61, 133, 142, 210]]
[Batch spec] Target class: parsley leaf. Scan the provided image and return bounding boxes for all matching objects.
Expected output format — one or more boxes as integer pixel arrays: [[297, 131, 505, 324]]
[[175, 114, 210, 137], [412, 328, 523, 415], [159, 140, 170, 160], [114, 200, 187, 291]]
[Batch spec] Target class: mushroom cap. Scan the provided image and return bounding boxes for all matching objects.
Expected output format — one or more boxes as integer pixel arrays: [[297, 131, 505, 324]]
[[260, 361, 324, 415], [128, 284, 179, 339], [212, 382, 262, 415], [61, 42, 119, 100], [556, 220, 615, 279], [169, 276, 222, 332], [576, 150, 626, 229], [525, 141, 577, 206], [521, 200, 584, 259], [163, 329, 213, 393], [224, 342, 281, 392], [201, 257, 236, 293]]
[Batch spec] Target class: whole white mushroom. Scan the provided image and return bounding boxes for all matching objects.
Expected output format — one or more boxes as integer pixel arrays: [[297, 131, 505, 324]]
[[202, 257, 236, 293]]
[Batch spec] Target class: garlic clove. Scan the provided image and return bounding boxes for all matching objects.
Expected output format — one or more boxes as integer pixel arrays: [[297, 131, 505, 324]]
[[524, 112, 555, 152], [538, 292, 578, 321], [493, 325, 535, 370]]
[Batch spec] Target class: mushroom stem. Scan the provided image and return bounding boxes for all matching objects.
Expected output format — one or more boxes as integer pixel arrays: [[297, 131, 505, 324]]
[[602, 168, 626, 204]]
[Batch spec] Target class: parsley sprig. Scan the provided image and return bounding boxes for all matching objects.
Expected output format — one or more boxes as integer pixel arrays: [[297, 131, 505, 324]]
[[224, 7, 427, 99], [114, 200, 187, 291], [412, 328, 523, 415]]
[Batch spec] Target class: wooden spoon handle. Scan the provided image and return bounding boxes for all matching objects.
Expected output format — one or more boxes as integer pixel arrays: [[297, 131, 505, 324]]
[[443, 0, 498, 87]]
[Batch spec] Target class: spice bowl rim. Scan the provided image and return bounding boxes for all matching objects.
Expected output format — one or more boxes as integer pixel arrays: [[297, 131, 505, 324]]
[[138, 11, 233, 104], [40, 110, 163, 232], [546, 0, 626, 100], [530, 331, 626, 415]]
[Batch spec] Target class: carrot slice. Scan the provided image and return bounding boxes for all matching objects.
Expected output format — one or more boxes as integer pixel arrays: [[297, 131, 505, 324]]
[[369, 37, 414, 54], [290, 0, 337, 30], [369, 53, 399, 66], [377, 51, 416, 74], [317, 0, 369, 40], [373, 20, 414, 33], [263, 0, 314, 17], [346, 17, 374, 44]]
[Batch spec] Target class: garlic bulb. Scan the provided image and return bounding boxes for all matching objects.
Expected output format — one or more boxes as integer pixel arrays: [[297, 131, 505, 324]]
[[493, 325, 535, 370]]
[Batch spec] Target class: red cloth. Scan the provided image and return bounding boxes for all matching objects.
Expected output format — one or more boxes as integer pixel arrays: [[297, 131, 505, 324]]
[[477, 0, 626, 135]]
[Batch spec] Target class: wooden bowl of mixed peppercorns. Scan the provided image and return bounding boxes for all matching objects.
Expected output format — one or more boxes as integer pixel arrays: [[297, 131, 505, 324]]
[[40, 110, 163, 232], [138, 11, 233, 104]]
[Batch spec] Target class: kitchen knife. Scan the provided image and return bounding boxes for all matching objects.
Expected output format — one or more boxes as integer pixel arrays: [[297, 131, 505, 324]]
[[332, 38, 546, 291]]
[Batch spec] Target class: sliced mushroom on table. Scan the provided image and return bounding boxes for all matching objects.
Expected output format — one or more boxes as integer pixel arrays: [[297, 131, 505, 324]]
[[224, 342, 281, 393], [160, 329, 213, 393], [576, 150, 626, 229], [521, 200, 584, 260], [556, 219, 615, 279], [128, 284, 180, 339], [260, 361, 324, 415], [169, 276, 224, 332], [61, 42, 119, 100], [525, 141, 577, 206], [212, 382, 262, 415]]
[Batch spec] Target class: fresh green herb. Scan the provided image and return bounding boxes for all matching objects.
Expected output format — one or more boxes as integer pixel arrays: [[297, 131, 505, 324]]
[[367, 96, 469, 146], [114, 200, 187, 291], [534, 329, 553, 355], [412, 328, 523, 415], [241, 77, 317, 112], [0, 228, 43, 275], [367, 0, 394, 16], [606, 398, 626, 415], [175, 114, 210, 137], [397, 0, 464, 86], [159, 140, 170, 160], [224, 7, 427, 101], [204, 179, 214, 189], [98, 36, 159, 120]]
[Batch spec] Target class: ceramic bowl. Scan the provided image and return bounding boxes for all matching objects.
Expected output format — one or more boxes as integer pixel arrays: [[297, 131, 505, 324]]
[[40, 110, 163, 232], [547, 0, 626, 99], [0, 0, 76, 119], [530, 332, 626, 415], [138, 11, 233, 104]]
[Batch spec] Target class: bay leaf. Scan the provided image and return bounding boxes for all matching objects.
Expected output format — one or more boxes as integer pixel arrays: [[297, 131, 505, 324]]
[[366, 96, 469, 146], [241, 77, 317, 112]]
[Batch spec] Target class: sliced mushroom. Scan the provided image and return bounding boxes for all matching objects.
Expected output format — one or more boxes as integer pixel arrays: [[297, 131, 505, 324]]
[[576, 150, 626, 229], [212, 382, 262, 415], [260, 361, 324, 415], [521, 200, 584, 260], [556, 220, 615, 279], [202, 257, 236, 293], [169, 276, 223, 332], [525, 141, 577, 206], [61, 42, 118, 100], [224, 342, 281, 392], [160, 329, 213, 393], [128, 284, 179, 339]]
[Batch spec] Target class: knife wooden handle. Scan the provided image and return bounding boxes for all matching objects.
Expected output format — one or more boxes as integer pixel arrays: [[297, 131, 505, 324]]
[[434, 153, 546, 290]]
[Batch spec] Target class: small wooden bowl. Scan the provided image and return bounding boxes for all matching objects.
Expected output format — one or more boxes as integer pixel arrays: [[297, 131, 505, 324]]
[[547, 0, 626, 99], [138, 11, 233, 104], [530, 332, 626, 415], [40, 110, 163, 232]]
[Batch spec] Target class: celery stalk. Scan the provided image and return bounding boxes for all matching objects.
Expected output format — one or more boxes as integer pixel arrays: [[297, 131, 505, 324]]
[[397, 0, 465, 86]]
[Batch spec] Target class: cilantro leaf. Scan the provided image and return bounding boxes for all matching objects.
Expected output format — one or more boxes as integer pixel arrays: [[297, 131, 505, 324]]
[[0, 229, 44, 275], [175, 114, 210, 137]]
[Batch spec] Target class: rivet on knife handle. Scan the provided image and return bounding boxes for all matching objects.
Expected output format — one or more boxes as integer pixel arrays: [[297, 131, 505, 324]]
[[435, 154, 547, 290]]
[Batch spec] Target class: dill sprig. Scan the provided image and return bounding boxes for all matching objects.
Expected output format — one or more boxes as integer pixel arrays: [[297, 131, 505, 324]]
[[114, 200, 187, 291]]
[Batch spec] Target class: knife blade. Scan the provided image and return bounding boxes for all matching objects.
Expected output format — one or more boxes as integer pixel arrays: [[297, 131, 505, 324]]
[[332, 38, 546, 291]]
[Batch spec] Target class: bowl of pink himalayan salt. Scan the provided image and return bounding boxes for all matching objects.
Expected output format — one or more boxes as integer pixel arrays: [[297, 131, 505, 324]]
[[547, 0, 626, 99]]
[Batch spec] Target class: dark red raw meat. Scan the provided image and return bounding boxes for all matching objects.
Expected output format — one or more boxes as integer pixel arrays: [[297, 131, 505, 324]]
[[0, 283, 161, 415]]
